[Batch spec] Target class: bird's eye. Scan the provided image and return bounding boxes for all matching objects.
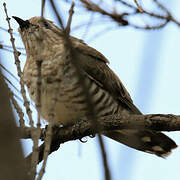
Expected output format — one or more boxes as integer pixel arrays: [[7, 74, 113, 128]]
[[43, 21, 51, 29]]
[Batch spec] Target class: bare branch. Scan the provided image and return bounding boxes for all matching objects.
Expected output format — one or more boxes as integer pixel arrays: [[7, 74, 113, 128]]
[[49, 0, 65, 30], [30, 60, 42, 179], [65, 2, 75, 35], [77, 0, 180, 30], [21, 114, 180, 140], [80, 0, 128, 26], [97, 135, 111, 180], [41, 0, 46, 17], [23, 113, 180, 165], [9, 88, 25, 127], [133, 0, 143, 13], [3, 3, 34, 127]]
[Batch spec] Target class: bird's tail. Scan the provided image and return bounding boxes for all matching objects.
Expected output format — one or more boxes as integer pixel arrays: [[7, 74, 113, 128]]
[[104, 130, 177, 157]]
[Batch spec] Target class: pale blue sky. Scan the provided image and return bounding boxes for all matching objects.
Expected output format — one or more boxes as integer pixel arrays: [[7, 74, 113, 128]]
[[1, 1, 180, 180]]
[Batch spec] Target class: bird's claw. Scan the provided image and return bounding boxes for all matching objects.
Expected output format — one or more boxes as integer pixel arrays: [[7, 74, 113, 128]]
[[79, 138, 87, 143], [89, 134, 95, 138]]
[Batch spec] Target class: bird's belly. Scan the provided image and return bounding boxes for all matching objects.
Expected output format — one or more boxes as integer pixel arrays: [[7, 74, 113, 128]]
[[41, 99, 86, 126], [55, 101, 85, 125], [40, 81, 87, 126]]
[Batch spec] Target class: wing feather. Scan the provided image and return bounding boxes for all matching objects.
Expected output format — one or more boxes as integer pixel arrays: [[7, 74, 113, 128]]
[[71, 38, 141, 114]]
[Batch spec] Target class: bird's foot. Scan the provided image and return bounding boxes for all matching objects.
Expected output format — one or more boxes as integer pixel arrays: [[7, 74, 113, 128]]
[[72, 119, 90, 143]]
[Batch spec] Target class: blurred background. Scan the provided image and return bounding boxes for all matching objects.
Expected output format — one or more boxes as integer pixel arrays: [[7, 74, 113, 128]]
[[1, 0, 180, 179]]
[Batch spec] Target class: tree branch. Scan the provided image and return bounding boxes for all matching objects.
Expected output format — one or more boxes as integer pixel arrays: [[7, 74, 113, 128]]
[[22, 113, 180, 165], [20, 113, 180, 140]]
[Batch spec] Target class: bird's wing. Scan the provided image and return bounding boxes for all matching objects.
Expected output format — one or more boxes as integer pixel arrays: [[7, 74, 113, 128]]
[[71, 38, 141, 114], [71, 38, 178, 158]]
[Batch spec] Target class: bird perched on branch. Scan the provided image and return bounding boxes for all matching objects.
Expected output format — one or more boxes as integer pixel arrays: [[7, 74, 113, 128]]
[[13, 16, 177, 157]]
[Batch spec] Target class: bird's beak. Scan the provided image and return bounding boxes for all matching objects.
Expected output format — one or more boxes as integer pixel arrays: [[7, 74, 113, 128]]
[[12, 16, 30, 30]]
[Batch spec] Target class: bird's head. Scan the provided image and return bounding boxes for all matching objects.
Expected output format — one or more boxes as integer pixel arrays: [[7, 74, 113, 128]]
[[13, 16, 64, 56]]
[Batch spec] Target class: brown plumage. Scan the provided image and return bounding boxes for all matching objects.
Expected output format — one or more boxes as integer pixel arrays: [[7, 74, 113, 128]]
[[13, 16, 177, 157]]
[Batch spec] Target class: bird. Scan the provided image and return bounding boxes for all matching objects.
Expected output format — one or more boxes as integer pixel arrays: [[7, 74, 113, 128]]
[[13, 16, 177, 157]]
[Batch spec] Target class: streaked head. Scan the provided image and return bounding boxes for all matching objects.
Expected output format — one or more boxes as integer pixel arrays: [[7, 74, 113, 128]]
[[13, 16, 63, 56]]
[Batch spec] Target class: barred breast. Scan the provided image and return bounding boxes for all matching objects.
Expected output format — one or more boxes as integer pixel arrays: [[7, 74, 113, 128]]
[[23, 53, 121, 126]]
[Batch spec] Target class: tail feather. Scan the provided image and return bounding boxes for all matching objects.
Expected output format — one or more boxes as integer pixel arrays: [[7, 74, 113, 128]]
[[104, 130, 177, 157]]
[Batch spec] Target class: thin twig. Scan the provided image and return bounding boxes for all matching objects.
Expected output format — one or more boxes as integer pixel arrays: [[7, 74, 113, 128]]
[[118, 0, 137, 9], [3, 3, 34, 127], [0, 64, 19, 82], [49, 0, 65, 30], [31, 60, 43, 179], [1, 70, 36, 110], [97, 135, 111, 180], [129, 20, 169, 30], [37, 80, 59, 179], [81, 12, 94, 39], [134, 0, 143, 13], [0, 26, 19, 36], [153, 0, 170, 15], [6, 82, 25, 127], [80, 0, 128, 26], [41, 0, 46, 17], [0, 47, 26, 55], [2, 74, 31, 113], [65, 2, 75, 35], [31, 129, 41, 178], [1, 73, 25, 127], [72, 18, 110, 32], [1, 73, 30, 110], [3, 75, 20, 96], [0, 43, 25, 50], [79, 0, 180, 30], [38, 124, 53, 180], [87, 26, 115, 43]]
